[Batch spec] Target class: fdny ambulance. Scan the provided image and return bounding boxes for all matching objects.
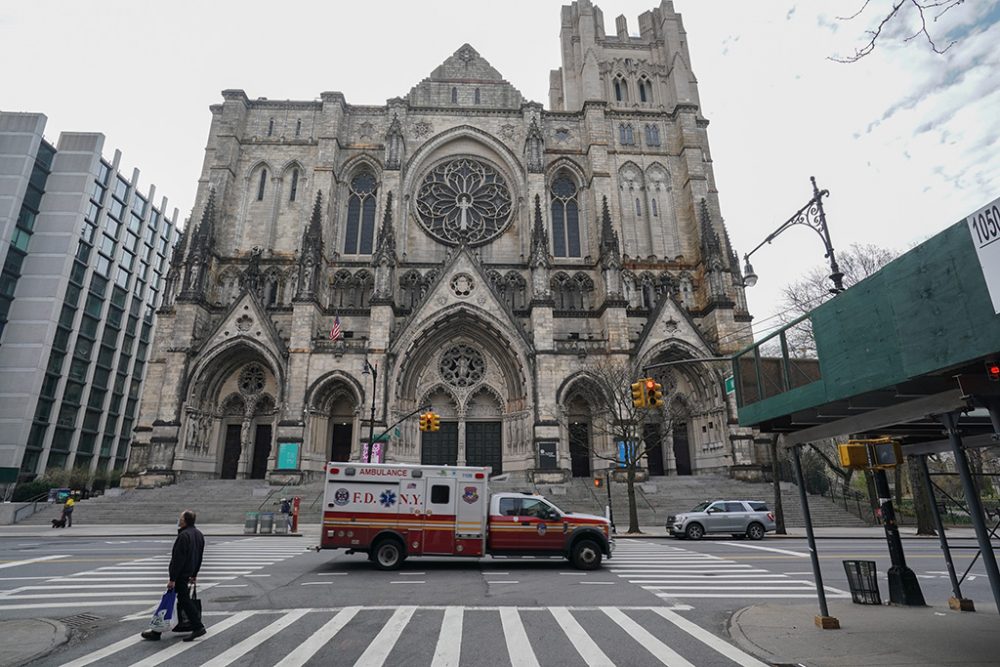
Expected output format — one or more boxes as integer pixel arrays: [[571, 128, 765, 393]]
[[320, 462, 613, 570]]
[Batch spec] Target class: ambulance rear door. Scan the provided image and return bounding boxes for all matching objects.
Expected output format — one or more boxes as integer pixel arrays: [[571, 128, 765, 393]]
[[422, 475, 456, 555], [454, 476, 486, 557]]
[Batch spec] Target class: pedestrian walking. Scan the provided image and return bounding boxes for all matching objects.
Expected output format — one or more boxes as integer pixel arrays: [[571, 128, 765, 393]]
[[63, 496, 74, 528], [279, 497, 292, 531], [141, 509, 206, 642]]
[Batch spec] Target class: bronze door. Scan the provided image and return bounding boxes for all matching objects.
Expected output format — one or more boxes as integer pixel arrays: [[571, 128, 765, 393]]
[[466, 421, 502, 476], [221, 425, 241, 479]]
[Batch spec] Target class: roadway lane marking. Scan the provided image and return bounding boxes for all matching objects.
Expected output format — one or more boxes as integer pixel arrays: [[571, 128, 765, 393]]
[[579, 581, 616, 585], [301, 582, 335, 585], [398, 572, 426, 575], [129, 612, 256, 667], [602, 607, 696, 666], [274, 607, 359, 667], [0, 554, 70, 570], [0, 576, 54, 581], [201, 610, 309, 667], [390, 581, 426, 584], [316, 572, 347, 576], [550, 607, 614, 667], [650, 607, 768, 667], [354, 606, 416, 667], [431, 606, 463, 667], [487, 580, 519, 584], [0, 601, 154, 611], [718, 542, 810, 557], [214, 584, 249, 588], [244, 574, 271, 577], [499, 608, 540, 667], [559, 572, 588, 576]]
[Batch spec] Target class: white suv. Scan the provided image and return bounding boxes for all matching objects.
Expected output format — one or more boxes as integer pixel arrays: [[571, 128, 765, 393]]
[[667, 500, 776, 540]]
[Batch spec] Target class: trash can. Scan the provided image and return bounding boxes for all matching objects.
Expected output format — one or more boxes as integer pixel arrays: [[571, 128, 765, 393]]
[[244, 512, 259, 535], [258, 511, 275, 534], [273, 513, 289, 535], [843, 560, 881, 605]]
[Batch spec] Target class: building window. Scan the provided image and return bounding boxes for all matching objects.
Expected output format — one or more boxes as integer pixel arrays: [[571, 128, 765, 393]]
[[267, 118, 274, 136], [614, 76, 628, 103], [636, 198, 642, 216], [618, 124, 635, 146], [651, 199, 658, 217], [343, 171, 378, 255], [638, 76, 653, 103], [451, 87, 458, 104], [474, 88, 480, 104], [295, 119, 301, 137], [289, 169, 299, 202], [550, 172, 581, 258], [645, 124, 660, 147], [257, 169, 267, 201]]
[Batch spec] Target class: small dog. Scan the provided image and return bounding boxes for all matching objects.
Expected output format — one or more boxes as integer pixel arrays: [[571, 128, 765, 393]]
[[51, 517, 66, 528]]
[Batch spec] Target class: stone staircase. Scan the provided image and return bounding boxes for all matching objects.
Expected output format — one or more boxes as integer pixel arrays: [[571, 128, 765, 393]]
[[21, 473, 867, 528], [19, 479, 329, 526]]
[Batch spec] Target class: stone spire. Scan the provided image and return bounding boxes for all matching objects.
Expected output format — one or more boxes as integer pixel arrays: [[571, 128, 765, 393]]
[[598, 196, 621, 269], [699, 198, 722, 262], [371, 192, 397, 302], [179, 187, 217, 300], [529, 194, 551, 300], [598, 196, 623, 299], [296, 190, 324, 300], [162, 226, 187, 307]]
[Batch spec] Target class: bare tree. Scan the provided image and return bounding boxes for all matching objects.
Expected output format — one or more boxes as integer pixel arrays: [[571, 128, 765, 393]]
[[574, 358, 676, 534], [777, 242, 898, 357], [830, 0, 967, 63]]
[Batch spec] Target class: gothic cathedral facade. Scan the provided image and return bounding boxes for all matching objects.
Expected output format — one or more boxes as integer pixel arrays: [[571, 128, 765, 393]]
[[126, 0, 754, 486]]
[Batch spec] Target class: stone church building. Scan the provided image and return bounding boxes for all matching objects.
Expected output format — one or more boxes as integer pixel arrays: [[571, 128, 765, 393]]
[[126, 0, 754, 486]]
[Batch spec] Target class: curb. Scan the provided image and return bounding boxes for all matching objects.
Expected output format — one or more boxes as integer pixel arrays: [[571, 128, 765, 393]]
[[725, 606, 785, 666], [1, 618, 70, 667]]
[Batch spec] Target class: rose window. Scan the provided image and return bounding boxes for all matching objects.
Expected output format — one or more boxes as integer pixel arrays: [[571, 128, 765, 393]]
[[439, 345, 486, 388], [415, 158, 513, 246], [238, 364, 266, 396]]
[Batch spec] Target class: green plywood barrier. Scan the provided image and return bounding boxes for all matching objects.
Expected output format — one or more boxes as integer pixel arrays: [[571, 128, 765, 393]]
[[736, 217, 1000, 427]]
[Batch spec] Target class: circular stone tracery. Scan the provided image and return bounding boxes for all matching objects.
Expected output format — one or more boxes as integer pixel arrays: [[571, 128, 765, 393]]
[[439, 345, 486, 388], [238, 364, 266, 396], [415, 158, 513, 246]]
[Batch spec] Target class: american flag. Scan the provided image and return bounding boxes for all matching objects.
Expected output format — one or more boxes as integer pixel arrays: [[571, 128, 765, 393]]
[[329, 315, 342, 342]]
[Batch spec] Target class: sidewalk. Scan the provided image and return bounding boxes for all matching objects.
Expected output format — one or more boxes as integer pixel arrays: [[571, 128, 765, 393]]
[[0, 522, 980, 540], [0, 523, 320, 539], [729, 600, 999, 666], [0, 619, 69, 667]]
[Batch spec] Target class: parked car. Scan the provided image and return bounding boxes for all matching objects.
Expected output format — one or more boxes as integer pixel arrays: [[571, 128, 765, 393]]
[[667, 500, 776, 540]]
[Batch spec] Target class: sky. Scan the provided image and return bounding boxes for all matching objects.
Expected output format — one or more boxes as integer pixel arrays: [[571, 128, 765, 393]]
[[2, 0, 998, 341]]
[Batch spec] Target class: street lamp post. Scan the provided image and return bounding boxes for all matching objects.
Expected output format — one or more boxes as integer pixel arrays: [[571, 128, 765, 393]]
[[362, 357, 378, 463], [742, 176, 845, 294]]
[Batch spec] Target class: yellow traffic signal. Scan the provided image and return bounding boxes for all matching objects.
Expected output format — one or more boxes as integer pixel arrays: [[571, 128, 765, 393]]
[[429, 412, 441, 432], [418, 413, 429, 432], [630, 380, 647, 408], [647, 380, 663, 408]]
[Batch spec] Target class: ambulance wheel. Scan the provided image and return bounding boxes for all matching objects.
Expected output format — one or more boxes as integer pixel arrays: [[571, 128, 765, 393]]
[[571, 539, 602, 570], [372, 537, 405, 571]]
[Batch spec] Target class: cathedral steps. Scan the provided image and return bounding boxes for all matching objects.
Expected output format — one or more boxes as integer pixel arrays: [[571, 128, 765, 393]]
[[21, 474, 868, 528]]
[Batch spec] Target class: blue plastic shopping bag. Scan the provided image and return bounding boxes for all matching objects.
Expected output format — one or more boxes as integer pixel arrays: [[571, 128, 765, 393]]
[[148, 589, 176, 632]]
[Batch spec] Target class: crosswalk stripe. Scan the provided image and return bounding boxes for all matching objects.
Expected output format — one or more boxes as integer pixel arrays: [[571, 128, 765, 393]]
[[431, 606, 463, 667], [550, 607, 614, 667], [602, 607, 695, 667], [273, 607, 359, 667], [498, 608, 540, 667], [649, 607, 768, 667], [354, 606, 417, 667], [129, 611, 256, 667], [57, 633, 141, 667], [201, 610, 310, 667]]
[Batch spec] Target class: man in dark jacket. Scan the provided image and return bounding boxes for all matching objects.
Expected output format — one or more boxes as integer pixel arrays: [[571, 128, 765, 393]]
[[141, 509, 206, 641]]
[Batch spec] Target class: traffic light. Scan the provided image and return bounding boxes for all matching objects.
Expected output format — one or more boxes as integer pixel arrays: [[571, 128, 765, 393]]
[[630, 380, 647, 408], [987, 359, 1000, 382], [418, 413, 430, 432], [647, 379, 663, 408], [428, 412, 441, 432]]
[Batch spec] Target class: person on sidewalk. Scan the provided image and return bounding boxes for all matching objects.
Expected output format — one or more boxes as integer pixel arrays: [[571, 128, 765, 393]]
[[141, 509, 206, 642], [63, 496, 74, 528]]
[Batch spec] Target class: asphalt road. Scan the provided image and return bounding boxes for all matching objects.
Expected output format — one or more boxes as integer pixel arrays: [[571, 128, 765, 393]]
[[0, 532, 994, 666]]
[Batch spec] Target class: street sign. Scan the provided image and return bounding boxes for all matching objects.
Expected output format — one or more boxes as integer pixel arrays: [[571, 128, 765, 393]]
[[966, 194, 1000, 314], [724, 375, 735, 394], [276, 443, 300, 470]]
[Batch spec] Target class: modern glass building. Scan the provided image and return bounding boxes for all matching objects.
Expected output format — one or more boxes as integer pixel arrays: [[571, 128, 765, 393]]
[[0, 112, 179, 477]]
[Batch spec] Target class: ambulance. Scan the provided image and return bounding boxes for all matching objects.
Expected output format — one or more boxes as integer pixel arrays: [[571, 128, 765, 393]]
[[320, 462, 613, 570]]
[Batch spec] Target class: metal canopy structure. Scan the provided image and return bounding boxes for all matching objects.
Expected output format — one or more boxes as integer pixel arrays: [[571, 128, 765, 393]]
[[731, 212, 1000, 620]]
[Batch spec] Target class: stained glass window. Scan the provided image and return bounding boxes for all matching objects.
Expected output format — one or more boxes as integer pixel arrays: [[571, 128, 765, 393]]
[[344, 172, 378, 254], [550, 173, 581, 258]]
